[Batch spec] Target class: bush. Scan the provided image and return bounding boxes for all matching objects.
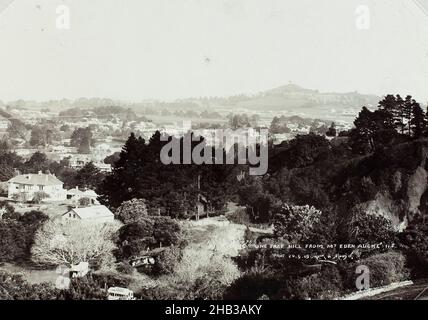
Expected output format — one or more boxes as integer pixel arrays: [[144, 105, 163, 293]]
[[91, 271, 133, 288], [116, 216, 183, 261], [78, 197, 91, 207], [0, 271, 61, 300], [0, 217, 44, 262], [115, 198, 148, 224], [139, 248, 239, 300], [32, 191, 50, 204], [273, 204, 322, 243], [282, 266, 343, 300], [116, 262, 134, 275], [344, 209, 396, 248], [224, 265, 343, 300], [224, 268, 281, 300], [226, 208, 251, 225], [151, 246, 182, 276], [0, 201, 17, 219], [59, 276, 107, 300], [396, 218, 428, 278], [341, 251, 409, 290]]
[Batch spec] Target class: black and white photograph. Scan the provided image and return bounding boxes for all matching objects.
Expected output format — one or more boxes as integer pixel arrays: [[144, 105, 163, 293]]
[[0, 0, 427, 306]]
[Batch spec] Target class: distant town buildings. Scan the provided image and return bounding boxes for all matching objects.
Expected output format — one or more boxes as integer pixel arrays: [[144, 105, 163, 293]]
[[0, 117, 10, 130]]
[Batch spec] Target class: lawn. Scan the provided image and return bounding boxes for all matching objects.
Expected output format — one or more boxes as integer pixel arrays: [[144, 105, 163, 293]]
[[0, 262, 58, 285]]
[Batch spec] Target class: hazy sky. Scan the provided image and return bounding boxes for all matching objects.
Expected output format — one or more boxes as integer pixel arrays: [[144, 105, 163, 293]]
[[0, 0, 428, 102]]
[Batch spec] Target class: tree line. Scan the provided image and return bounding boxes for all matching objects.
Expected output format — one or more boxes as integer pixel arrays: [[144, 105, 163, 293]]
[[350, 94, 428, 154]]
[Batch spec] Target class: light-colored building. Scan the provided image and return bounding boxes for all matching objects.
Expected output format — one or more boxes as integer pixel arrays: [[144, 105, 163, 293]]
[[107, 287, 135, 300], [69, 262, 90, 278], [7, 172, 66, 202], [0, 118, 10, 130], [66, 187, 100, 205], [62, 205, 114, 224]]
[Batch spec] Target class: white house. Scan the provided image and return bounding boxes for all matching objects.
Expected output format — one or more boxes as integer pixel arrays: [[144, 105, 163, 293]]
[[7, 172, 66, 202], [0, 117, 10, 130], [66, 187, 84, 200], [62, 205, 114, 224], [69, 262, 90, 278], [66, 187, 100, 205]]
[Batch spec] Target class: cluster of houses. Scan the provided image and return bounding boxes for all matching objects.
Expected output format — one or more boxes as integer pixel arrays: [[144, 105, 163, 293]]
[[6, 171, 114, 224]]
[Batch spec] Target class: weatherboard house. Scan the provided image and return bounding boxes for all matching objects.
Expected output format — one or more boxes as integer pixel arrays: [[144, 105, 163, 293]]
[[7, 172, 66, 202], [62, 205, 114, 224]]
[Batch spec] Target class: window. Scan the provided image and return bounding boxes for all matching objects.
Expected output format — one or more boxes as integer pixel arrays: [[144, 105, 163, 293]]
[[38, 185, 44, 191]]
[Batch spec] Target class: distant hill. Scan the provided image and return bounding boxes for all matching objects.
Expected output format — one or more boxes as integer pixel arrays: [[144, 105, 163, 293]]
[[2, 84, 381, 121], [174, 84, 381, 121], [224, 84, 379, 120]]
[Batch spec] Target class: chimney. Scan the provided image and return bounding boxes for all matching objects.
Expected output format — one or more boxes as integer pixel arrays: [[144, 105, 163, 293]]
[[38, 170, 42, 175]]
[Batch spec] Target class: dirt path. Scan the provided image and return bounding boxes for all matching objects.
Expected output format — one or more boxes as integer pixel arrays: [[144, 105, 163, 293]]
[[364, 279, 428, 300]]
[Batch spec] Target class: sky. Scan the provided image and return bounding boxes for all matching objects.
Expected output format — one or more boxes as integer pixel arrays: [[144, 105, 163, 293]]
[[0, 0, 428, 102]]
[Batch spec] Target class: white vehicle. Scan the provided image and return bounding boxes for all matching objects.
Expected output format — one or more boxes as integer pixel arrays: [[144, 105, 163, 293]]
[[107, 287, 135, 300]]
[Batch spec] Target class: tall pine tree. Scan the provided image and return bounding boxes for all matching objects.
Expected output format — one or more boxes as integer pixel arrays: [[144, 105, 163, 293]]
[[410, 102, 426, 138]]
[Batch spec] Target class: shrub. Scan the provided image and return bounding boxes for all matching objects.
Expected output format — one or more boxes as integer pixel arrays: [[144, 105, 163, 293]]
[[91, 271, 133, 289], [223, 268, 280, 300], [151, 246, 182, 276], [0, 271, 60, 300], [59, 276, 107, 300], [273, 204, 322, 243], [0, 201, 17, 220], [341, 251, 409, 290], [139, 248, 239, 300], [32, 191, 49, 204], [115, 198, 148, 224], [78, 197, 91, 207], [345, 209, 396, 248], [396, 218, 428, 278], [116, 262, 134, 275], [116, 216, 183, 260], [224, 265, 344, 300], [282, 265, 343, 300], [226, 207, 251, 225]]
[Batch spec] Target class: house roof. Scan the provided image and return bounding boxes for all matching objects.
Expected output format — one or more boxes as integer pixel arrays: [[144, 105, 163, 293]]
[[8, 173, 63, 186], [65, 205, 114, 220], [83, 189, 98, 197], [70, 262, 89, 272], [67, 188, 84, 195]]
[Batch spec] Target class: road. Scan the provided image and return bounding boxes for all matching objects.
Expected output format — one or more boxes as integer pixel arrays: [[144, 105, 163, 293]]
[[364, 279, 428, 300]]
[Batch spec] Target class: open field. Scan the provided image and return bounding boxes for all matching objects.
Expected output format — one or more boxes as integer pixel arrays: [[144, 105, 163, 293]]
[[6, 201, 71, 219], [0, 263, 58, 285]]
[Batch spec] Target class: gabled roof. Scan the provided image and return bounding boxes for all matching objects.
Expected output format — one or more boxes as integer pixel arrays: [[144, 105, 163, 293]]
[[67, 188, 84, 195], [83, 189, 98, 197], [64, 205, 114, 220], [8, 173, 63, 186]]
